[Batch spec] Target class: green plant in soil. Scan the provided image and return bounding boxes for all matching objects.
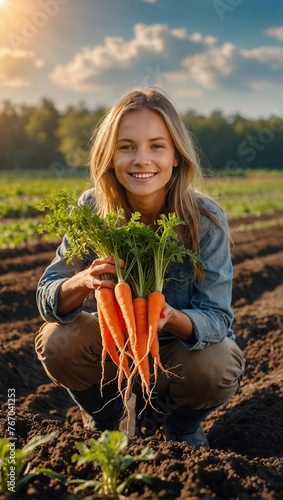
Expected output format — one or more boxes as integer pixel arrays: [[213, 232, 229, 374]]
[[69, 430, 156, 496], [0, 432, 65, 494]]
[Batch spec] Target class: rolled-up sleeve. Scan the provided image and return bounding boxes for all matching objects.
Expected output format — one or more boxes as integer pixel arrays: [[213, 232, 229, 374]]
[[179, 207, 234, 351], [36, 236, 84, 323]]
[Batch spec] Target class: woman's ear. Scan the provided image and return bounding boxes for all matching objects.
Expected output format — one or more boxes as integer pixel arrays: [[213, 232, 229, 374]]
[[173, 155, 179, 167]]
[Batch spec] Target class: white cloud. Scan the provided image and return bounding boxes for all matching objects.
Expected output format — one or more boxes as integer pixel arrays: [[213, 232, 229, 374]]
[[0, 48, 43, 87], [177, 42, 237, 89], [170, 43, 283, 90], [49, 22, 283, 95], [264, 26, 283, 42], [142, 0, 158, 3], [49, 23, 216, 91]]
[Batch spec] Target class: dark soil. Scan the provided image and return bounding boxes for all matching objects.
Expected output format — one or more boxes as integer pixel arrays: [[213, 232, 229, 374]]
[[0, 213, 283, 499]]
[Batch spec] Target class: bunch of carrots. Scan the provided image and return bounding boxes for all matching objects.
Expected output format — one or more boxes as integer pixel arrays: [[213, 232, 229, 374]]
[[37, 190, 202, 406]]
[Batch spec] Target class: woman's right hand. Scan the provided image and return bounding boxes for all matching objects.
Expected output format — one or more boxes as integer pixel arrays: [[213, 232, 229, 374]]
[[78, 255, 125, 291], [57, 255, 124, 316]]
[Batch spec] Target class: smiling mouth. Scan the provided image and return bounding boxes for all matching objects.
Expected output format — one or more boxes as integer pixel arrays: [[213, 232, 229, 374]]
[[129, 173, 157, 179]]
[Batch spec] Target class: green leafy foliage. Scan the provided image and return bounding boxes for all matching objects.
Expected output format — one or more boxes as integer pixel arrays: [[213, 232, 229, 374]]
[[0, 219, 40, 247], [69, 430, 156, 496], [153, 212, 199, 292], [36, 189, 202, 295], [0, 433, 65, 494]]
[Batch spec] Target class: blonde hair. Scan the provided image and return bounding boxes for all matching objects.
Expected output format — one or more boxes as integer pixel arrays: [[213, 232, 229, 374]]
[[89, 87, 220, 277]]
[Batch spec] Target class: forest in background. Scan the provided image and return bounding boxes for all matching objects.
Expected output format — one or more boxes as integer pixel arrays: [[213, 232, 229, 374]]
[[1, 98, 283, 174]]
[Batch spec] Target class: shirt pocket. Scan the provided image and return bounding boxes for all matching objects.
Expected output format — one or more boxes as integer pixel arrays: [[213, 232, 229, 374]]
[[163, 261, 194, 310]]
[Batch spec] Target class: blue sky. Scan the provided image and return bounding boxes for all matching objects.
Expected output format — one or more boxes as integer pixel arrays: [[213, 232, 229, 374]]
[[0, 0, 283, 117]]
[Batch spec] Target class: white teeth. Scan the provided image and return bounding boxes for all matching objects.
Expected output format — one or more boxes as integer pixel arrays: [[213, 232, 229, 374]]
[[131, 173, 155, 179]]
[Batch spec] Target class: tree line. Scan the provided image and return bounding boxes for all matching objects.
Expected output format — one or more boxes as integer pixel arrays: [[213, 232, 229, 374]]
[[1, 98, 282, 174]]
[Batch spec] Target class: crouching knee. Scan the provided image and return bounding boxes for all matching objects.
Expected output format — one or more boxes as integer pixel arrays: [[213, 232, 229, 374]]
[[170, 337, 245, 410], [34, 320, 84, 387], [35, 312, 106, 390], [35, 321, 81, 366]]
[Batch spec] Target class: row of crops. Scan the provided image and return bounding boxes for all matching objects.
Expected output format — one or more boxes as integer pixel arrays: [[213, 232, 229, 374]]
[[1, 170, 283, 248]]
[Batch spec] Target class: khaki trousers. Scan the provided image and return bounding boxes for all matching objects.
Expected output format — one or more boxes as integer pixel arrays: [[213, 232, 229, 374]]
[[35, 311, 245, 410]]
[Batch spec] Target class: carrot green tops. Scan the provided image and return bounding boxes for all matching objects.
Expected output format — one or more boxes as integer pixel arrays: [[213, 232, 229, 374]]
[[36, 189, 234, 351]]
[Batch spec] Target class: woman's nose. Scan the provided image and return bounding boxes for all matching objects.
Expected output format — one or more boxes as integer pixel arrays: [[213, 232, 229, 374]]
[[133, 148, 151, 166]]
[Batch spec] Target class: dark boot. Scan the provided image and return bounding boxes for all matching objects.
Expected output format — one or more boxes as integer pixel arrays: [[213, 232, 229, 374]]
[[164, 424, 210, 448], [163, 402, 215, 449]]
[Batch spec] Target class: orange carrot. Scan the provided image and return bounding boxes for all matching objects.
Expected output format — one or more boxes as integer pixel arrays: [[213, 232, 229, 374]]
[[115, 296, 126, 334], [147, 291, 170, 381], [133, 296, 151, 396], [113, 291, 135, 367], [113, 281, 138, 402], [114, 282, 136, 353], [96, 287, 130, 382], [96, 287, 126, 353], [97, 302, 120, 391], [147, 291, 165, 349], [150, 329, 165, 382], [124, 326, 133, 358], [97, 303, 120, 367]]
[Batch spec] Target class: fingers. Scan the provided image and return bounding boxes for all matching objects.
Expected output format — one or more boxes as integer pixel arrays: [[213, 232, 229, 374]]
[[103, 255, 125, 268], [89, 256, 123, 276], [85, 255, 125, 290], [157, 304, 172, 330], [160, 303, 171, 319], [81, 269, 115, 291], [90, 260, 115, 277]]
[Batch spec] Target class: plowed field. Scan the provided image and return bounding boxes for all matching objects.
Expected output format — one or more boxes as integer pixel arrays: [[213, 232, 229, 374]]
[[0, 213, 283, 499]]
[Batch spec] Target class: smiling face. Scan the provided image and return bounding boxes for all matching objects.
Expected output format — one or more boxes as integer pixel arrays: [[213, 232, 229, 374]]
[[112, 108, 179, 213]]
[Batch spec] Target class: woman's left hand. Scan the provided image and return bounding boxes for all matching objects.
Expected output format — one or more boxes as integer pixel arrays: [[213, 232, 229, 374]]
[[157, 302, 195, 342], [158, 302, 174, 330]]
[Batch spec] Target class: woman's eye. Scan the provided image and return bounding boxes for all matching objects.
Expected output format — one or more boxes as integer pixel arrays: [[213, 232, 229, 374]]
[[151, 144, 163, 149]]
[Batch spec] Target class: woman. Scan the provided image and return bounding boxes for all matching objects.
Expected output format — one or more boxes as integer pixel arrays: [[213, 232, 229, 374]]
[[35, 87, 245, 448]]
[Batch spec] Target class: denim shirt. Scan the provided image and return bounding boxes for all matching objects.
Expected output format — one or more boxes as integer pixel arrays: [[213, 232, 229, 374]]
[[36, 190, 235, 351]]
